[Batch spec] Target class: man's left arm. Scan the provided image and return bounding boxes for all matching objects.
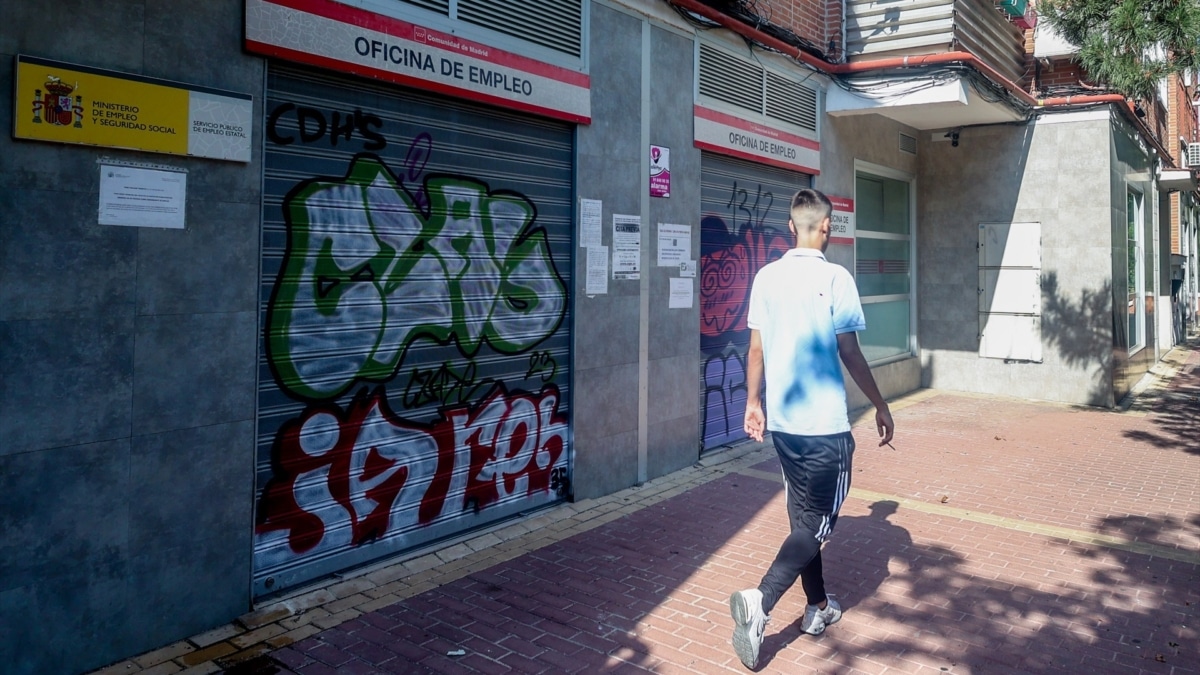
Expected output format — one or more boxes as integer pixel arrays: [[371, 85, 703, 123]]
[[836, 332, 894, 446]]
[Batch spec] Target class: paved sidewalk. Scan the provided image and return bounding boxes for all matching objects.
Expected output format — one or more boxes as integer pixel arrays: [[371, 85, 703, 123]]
[[95, 342, 1200, 675]]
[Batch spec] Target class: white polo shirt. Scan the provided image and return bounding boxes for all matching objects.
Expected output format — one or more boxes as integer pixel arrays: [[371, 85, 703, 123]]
[[746, 248, 866, 436]]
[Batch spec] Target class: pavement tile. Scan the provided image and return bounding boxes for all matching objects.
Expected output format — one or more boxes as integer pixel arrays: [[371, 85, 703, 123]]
[[176, 664, 221, 675], [187, 625, 243, 650], [135, 661, 181, 675], [228, 623, 286, 650], [456, 654, 512, 674], [132, 641, 194, 668], [294, 662, 340, 675], [90, 662, 140, 675], [175, 642, 235, 668]]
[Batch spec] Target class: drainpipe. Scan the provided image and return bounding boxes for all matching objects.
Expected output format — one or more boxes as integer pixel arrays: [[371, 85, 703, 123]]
[[669, 0, 1174, 164]]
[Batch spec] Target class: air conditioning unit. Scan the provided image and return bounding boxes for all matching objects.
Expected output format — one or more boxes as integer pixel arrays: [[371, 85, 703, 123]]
[[1188, 143, 1200, 168]]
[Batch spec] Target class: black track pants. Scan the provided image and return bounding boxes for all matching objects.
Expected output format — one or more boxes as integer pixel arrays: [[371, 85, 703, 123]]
[[757, 430, 854, 615]]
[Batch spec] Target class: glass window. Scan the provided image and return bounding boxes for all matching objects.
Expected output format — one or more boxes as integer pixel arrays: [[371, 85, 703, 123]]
[[1127, 190, 1144, 352], [860, 300, 911, 362], [854, 170, 914, 363], [854, 238, 910, 296]]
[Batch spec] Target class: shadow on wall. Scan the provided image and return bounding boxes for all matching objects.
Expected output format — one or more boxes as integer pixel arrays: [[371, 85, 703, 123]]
[[1040, 271, 1114, 407]]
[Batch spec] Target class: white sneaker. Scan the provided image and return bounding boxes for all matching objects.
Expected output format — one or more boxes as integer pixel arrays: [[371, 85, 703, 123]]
[[800, 596, 842, 635], [730, 588, 768, 669]]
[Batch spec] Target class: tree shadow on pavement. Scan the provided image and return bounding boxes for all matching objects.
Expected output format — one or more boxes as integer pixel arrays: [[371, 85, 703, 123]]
[[765, 506, 1200, 674], [1121, 349, 1200, 455], [257, 483, 1199, 674]]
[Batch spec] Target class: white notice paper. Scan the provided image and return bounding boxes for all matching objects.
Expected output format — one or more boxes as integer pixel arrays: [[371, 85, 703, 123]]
[[586, 246, 609, 295], [98, 164, 187, 229], [580, 198, 602, 248], [680, 260, 697, 278], [669, 278, 693, 309], [612, 214, 641, 280], [657, 223, 691, 267]]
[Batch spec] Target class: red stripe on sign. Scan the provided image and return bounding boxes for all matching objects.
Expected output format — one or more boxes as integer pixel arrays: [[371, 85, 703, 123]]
[[829, 236, 854, 246], [694, 105, 821, 151], [829, 196, 854, 211], [248, 41, 591, 124], [256, 0, 590, 87], [693, 140, 820, 175]]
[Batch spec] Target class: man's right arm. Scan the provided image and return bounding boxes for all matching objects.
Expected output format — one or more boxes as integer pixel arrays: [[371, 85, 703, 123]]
[[744, 329, 766, 443]]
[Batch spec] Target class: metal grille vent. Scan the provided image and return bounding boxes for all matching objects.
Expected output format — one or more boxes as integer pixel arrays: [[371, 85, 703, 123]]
[[458, 0, 583, 58], [765, 71, 817, 132], [398, 0, 450, 13], [899, 132, 917, 155], [699, 44, 763, 115]]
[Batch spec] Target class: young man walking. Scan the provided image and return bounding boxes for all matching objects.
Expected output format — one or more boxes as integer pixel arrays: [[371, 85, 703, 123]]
[[729, 188, 895, 669]]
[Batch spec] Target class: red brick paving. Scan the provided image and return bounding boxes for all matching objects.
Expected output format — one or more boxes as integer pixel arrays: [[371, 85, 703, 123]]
[[252, 345, 1200, 674]]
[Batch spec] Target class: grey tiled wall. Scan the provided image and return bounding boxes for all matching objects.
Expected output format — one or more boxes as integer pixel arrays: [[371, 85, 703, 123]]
[[0, 1, 263, 672], [572, 6, 702, 499]]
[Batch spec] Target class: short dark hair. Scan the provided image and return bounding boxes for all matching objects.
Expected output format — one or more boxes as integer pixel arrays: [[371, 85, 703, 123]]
[[790, 188, 832, 232]]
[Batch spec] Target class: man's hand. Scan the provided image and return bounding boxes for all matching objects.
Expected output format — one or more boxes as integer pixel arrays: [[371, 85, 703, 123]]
[[744, 330, 766, 443], [875, 406, 894, 447], [744, 400, 766, 443]]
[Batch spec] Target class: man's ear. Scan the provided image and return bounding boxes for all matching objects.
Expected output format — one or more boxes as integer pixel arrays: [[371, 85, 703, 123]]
[[788, 219, 796, 236], [820, 216, 832, 235]]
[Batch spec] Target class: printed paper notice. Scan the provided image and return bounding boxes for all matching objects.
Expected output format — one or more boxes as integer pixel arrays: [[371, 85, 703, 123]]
[[669, 278, 693, 309], [657, 223, 691, 267], [98, 164, 186, 229], [580, 198, 602, 248], [586, 245, 609, 295], [612, 214, 641, 280], [680, 260, 697, 277]]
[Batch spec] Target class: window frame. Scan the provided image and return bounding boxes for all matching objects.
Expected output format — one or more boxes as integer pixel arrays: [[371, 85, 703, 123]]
[[853, 160, 918, 365], [1127, 188, 1146, 354]]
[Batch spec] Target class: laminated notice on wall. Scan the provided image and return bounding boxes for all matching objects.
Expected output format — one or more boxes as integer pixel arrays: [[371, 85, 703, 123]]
[[657, 223, 690, 267], [612, 214, 641, 280], [98, 161, 187, 229], [669, 278, 693, 309], [579, 198, 602, 248], [586, 245, 609, 295]]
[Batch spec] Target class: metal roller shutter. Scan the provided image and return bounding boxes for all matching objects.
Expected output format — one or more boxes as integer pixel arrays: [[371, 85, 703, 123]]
[[254, 66, 574, 597], [699, 152, 810, 450]]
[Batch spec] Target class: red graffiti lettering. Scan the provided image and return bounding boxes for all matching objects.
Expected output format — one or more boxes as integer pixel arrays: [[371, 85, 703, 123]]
[[255, 383, 567, 556], [700, 219, 790, 338]]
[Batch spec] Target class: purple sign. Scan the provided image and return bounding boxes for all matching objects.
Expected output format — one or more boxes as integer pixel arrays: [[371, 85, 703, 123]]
[[650, 144, 670, 198]]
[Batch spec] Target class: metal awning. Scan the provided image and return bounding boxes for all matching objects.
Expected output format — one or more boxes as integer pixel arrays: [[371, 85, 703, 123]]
[[1158, 169, 1197, 193], [825, 73, 1026, 130]]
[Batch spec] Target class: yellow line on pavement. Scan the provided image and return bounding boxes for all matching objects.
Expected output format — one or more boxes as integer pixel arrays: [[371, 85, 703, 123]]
[[735, 468, 1200, 565]]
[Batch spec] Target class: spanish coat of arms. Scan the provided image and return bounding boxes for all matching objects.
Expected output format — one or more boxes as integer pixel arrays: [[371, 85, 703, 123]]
[[32, 75, 84, 127]]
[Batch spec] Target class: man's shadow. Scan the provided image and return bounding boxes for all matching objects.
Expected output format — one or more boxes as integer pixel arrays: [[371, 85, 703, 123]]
[[756, 501, 914, 668]]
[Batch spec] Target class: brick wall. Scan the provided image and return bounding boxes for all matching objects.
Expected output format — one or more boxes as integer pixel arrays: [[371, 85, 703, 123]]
[[1036, 60, 1088, 91], [751, 0, 832, 56], [1167, 73, 1199, 255]]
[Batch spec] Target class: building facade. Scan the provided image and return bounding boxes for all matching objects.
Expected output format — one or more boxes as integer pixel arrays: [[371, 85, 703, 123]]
[[1, 0, 1194, 672]]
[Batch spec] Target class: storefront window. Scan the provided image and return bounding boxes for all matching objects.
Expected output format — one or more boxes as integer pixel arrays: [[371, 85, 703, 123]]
[[855, 169, 914, 363]]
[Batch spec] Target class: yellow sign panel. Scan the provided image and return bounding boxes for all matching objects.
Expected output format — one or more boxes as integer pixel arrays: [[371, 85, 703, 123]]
[[14, 55, 253, 162]]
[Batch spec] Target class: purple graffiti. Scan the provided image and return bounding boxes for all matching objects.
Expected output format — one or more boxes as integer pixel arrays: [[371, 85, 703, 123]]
[[702, 351, 748, 446]]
